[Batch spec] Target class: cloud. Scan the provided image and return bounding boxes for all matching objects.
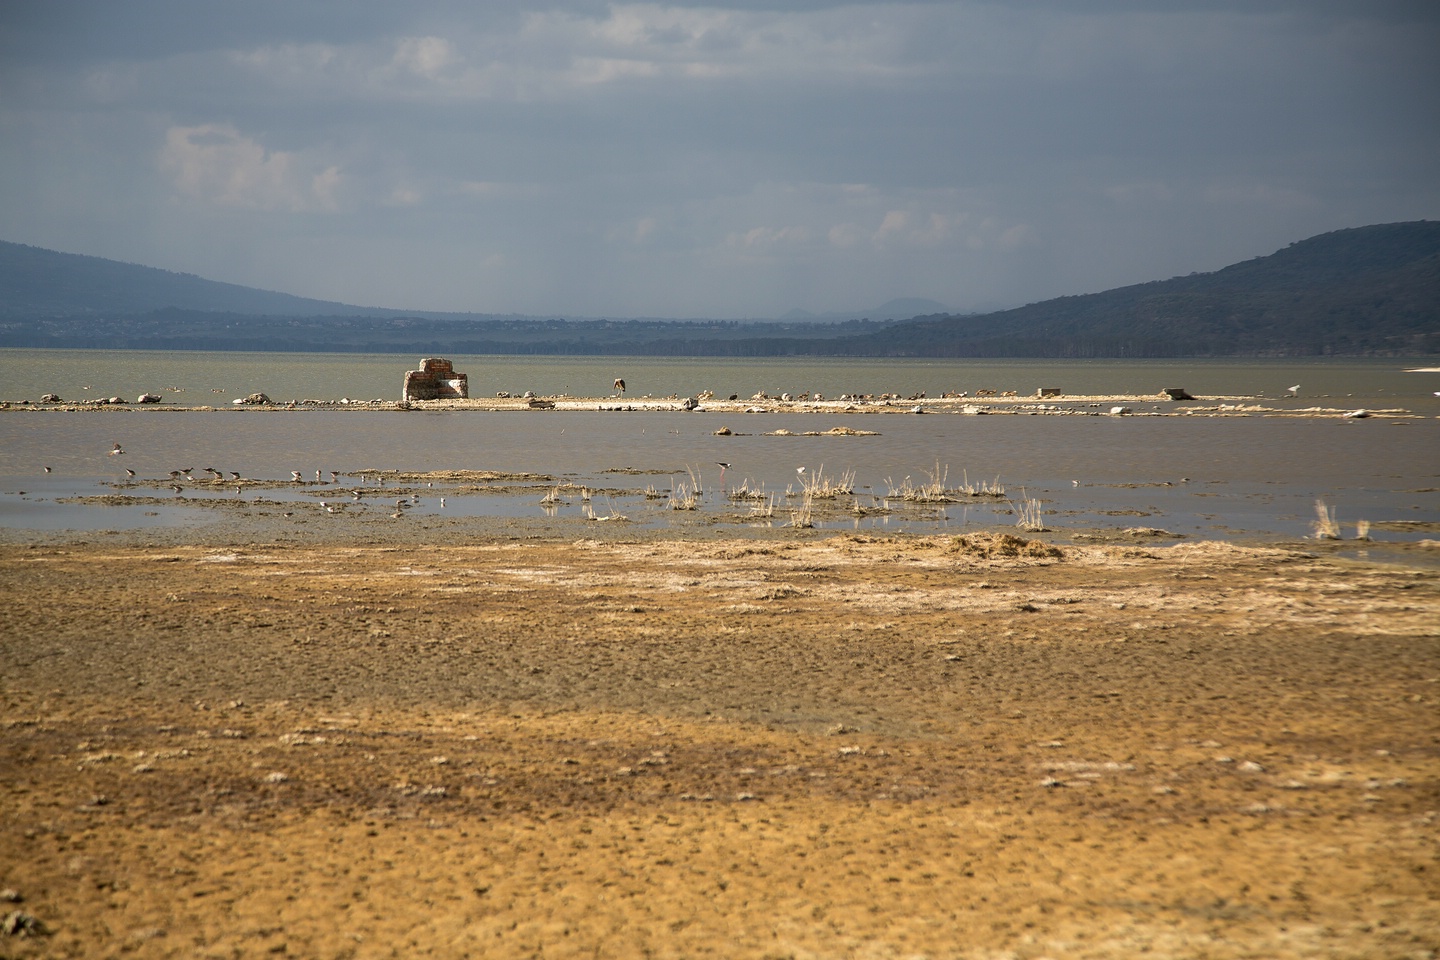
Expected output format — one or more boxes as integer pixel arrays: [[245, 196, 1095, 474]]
[[727, 224, 812, 251], [391, 36, 458, 79], [828, 223, 864, 248], [159, 124, 342, 212]]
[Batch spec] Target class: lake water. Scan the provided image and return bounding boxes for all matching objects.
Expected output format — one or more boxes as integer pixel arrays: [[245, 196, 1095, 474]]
[[1, 350, 1437, 548]]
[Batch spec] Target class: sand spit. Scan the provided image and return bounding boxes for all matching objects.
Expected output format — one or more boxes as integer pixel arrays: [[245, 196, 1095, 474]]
[[2, 532, 1437, 958], [1, 393, 1424, 417]]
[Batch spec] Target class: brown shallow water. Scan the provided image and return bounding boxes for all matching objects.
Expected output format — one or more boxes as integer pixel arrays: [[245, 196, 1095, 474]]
[[2, 527, 1438, 958]]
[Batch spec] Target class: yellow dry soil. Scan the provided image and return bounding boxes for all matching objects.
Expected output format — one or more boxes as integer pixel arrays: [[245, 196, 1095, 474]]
[[2, 533, 1437, 958]]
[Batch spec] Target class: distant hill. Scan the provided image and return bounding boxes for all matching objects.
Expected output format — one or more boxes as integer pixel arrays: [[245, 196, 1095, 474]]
[[831, 222, 1440, 357], [1, 222, 1436, 356], [0, 241, 396, 318]]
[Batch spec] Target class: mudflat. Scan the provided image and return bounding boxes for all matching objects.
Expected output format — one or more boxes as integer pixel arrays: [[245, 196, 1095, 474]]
[[2, 531, 1437, 958]]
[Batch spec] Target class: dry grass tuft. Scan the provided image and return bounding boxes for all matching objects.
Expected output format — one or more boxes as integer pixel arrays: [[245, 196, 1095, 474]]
[[1313, 499, 1341, 539], [948, 532, 1064, 560], [796, 465, 855, 499], [1013, 493, 1047, 532]]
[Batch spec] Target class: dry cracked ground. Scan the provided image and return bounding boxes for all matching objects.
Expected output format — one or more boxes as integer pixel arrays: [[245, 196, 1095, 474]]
[[1, 532, 1437, 959]]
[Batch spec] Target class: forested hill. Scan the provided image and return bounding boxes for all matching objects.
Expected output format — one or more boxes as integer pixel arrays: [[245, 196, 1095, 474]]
[[2, 221, 1437, 356], [830, 221, 1440, 357]]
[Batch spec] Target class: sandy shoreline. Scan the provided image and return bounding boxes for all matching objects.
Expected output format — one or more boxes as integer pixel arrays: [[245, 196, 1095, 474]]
[[2, 531, 1437, 958]]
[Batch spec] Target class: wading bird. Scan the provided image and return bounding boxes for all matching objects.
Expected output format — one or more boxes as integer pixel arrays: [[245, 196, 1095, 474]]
[[614, 378, 626, 394]]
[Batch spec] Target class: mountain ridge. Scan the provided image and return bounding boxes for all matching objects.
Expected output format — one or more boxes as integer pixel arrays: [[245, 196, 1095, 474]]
[[2, 222, 1437, 356]]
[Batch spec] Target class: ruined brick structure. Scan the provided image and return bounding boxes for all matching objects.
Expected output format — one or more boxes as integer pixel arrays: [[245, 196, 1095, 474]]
[[402, 358, 469, 401]]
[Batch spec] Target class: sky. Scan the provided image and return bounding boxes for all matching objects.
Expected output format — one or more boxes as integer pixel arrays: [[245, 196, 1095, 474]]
[[2, 1, 1438, 319]]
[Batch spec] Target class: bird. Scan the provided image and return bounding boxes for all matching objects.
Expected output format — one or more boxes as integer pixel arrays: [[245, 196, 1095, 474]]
[[109, 443, 124, 456], [229, 471, 241, 481], [329, 471, 339, 483], [291, 471, 303, 482], [125, 469, 136, 478], [614, 378, 626, 394], [43, 466, 51, 473], [1287, 384, 1301, 396]]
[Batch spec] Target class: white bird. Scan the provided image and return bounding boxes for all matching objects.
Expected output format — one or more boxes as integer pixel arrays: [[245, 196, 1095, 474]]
[[291, 471, 303, 482], [109, 443, 124, 456], [43, 466, 51, 473], [1286, 384, 1300, 396]]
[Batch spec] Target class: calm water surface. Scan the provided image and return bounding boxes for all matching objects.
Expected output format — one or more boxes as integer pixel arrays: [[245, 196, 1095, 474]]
[[2, 356, 1437, 547]]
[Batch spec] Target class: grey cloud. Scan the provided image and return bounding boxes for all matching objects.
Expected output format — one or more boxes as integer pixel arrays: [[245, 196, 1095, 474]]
[[1, 2, 1436, 316]]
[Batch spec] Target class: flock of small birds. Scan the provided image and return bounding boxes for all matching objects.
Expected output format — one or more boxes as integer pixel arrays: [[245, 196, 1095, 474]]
[[45, 441, 437, 520]]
